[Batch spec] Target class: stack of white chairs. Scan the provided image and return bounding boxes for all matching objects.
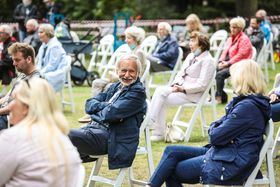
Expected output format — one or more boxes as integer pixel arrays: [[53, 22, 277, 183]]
[[209, 30, 228, 65], [172, 73, 217, 142], [265, 33, 275, 70], [60, 55, 75, 113], [86, 100, 154, 187], [256, 39, 269, 82], [205, 120, 276, 187], [148, 47, 183, 90], [88, 34, 114, 73], [140, 35, 158, 55]]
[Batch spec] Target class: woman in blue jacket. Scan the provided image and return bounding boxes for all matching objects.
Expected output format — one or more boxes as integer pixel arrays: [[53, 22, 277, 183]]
[[146, 59, 270, 187]]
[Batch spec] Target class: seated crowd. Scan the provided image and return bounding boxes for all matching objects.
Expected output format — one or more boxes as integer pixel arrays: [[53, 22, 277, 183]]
[[0, 7, 279, 187]]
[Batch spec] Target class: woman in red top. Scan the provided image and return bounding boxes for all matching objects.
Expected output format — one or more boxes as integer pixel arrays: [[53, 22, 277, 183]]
[[215, 16, 253, 104]]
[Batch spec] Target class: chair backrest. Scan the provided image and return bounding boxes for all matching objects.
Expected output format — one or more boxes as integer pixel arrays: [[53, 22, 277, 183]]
[[168, 47, 184, 85], [100, 44, 131, 79], [210, 30, 228, 65], [243, 120, 275, 187], [139, 99, 151, 137], [140, 59, 150, 83], [99, 34, 114, 56], [140, 35, 158, 55], [75, 164, 86, 187], [251, 46, 257, 60]]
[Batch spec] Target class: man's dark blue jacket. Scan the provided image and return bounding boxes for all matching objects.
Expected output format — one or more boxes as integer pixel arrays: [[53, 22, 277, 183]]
[[85, 78, 146, 169], [152, 35, 179, 69]]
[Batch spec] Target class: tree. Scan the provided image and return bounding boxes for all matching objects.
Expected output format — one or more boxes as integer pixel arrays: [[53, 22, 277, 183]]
[[235, 0, 258, 18]]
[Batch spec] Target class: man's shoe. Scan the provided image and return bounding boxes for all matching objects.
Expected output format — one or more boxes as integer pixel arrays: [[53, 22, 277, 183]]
[[78, 114, 91, 123], [150, 135, 164, 142], [81, 155, 98, 163]]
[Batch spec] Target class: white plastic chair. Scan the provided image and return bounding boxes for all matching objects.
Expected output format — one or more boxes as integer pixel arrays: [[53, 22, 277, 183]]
[[88, 34, 114, 72], [172, 73, 217, 142], [210, 30, 228, 65], [148, 47, 183, 90], [100, 44, 131, 79], [60, 55, 75, 113], [86, 100, 154, 187], [76, 164, 86, 187], [251, 46, 257, 61], [205, 120, 276, 187], [140, 35, 158, 55], [272, 126, 280, 158]]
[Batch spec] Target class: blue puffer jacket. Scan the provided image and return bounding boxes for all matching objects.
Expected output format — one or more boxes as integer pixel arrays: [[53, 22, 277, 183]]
[[202, 94, 271, 185], [85, 78, 147, 169], [152, 35, 179, 69]]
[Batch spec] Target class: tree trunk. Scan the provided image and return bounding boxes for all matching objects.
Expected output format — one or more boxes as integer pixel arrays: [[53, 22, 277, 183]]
[[235, 0, 258, 19]]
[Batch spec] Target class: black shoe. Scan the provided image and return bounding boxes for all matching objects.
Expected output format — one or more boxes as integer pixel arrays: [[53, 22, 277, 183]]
[[81, 155, 98, 163], [221, 92, 228, 104]]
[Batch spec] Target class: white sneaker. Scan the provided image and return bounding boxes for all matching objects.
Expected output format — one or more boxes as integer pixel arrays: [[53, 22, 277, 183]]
[[150, 135, 164, 142]]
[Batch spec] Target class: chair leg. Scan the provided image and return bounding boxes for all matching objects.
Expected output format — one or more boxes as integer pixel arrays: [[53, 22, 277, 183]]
[[272, 127, 280, 158], [267, 149, 276, 187], [87, 157, 104, 187], [145, 128, 154, 175], [114, 168, 128, 187]]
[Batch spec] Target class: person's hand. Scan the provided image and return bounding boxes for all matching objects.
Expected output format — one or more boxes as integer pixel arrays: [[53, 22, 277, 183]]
[[172, 85, 185, 93], [218, 61, 230, 70], [268, 89, 275, 96], [270, 93, 278, 103]]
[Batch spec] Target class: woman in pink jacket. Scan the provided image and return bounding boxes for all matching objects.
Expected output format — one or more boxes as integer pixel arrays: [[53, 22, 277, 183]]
[[215, 16, 253, 104]]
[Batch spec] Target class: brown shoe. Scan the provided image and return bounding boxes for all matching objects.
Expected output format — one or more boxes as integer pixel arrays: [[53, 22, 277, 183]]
[[78, 114, 91, 123]]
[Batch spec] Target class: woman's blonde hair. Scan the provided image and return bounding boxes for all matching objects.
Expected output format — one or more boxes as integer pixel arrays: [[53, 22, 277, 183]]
[[230, 59, 266, 96], [14, 78, 69, 185], [230, 16, 246, 30], [39, 23, 55, 38], [185, 13, 203, 32], [124, 26, 146, 45]]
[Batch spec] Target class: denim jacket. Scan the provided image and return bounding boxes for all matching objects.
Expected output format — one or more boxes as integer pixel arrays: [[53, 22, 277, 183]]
[[85, 78, 146, 169]]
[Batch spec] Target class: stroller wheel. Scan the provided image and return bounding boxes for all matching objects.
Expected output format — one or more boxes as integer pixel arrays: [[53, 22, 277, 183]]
[[86, 71, 100, 87], [73, 80, 85, 86]]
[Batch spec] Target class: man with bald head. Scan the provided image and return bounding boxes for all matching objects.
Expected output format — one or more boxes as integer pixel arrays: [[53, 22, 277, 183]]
[[69, 54, 147, 169], [23, 19, 41, 54]]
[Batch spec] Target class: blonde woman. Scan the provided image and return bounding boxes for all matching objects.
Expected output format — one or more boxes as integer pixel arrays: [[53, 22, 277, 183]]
[[0, 78, 81, 186], [179, 13, 205, 58], [146, 59, 270, 187]]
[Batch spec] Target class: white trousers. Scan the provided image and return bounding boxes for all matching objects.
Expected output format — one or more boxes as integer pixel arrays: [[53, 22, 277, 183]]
[[150, 86, 192, 136]]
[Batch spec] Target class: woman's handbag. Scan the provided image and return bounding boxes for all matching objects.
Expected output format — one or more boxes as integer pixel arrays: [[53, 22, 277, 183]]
[[164, 123, 185, 143]]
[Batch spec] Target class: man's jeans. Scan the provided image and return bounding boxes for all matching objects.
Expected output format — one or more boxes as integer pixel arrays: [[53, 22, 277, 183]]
[[271, 102, 280, 122], [69, 122, 109, 157], [149, 145, 209, 187]]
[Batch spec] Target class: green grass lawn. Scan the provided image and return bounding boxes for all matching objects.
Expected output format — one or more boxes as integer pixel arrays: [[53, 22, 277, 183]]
[[59, 61, 280, 186]]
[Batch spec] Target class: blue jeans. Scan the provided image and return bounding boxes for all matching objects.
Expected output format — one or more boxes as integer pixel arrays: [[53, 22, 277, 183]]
[[149, 145, 209, 187], [271, 102, 280, 122]]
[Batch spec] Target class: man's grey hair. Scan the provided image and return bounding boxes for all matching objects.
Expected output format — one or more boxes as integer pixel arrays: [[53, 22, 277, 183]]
[[0, 24, 13, 36], [26, 19, 39, 30], [116, 54, 142, 76], [158, 22, 172, 34]]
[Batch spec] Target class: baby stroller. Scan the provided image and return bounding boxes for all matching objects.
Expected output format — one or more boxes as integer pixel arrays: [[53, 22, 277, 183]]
[[60, 29, 101, 86]]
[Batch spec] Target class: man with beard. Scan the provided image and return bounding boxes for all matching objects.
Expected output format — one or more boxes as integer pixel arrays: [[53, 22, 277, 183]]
[[0, 42, 42, 130], [23, 19, 41, 54], [245, 17, 264, 53], [69, 54, 147, 170], [147, 22, 179, 72]]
